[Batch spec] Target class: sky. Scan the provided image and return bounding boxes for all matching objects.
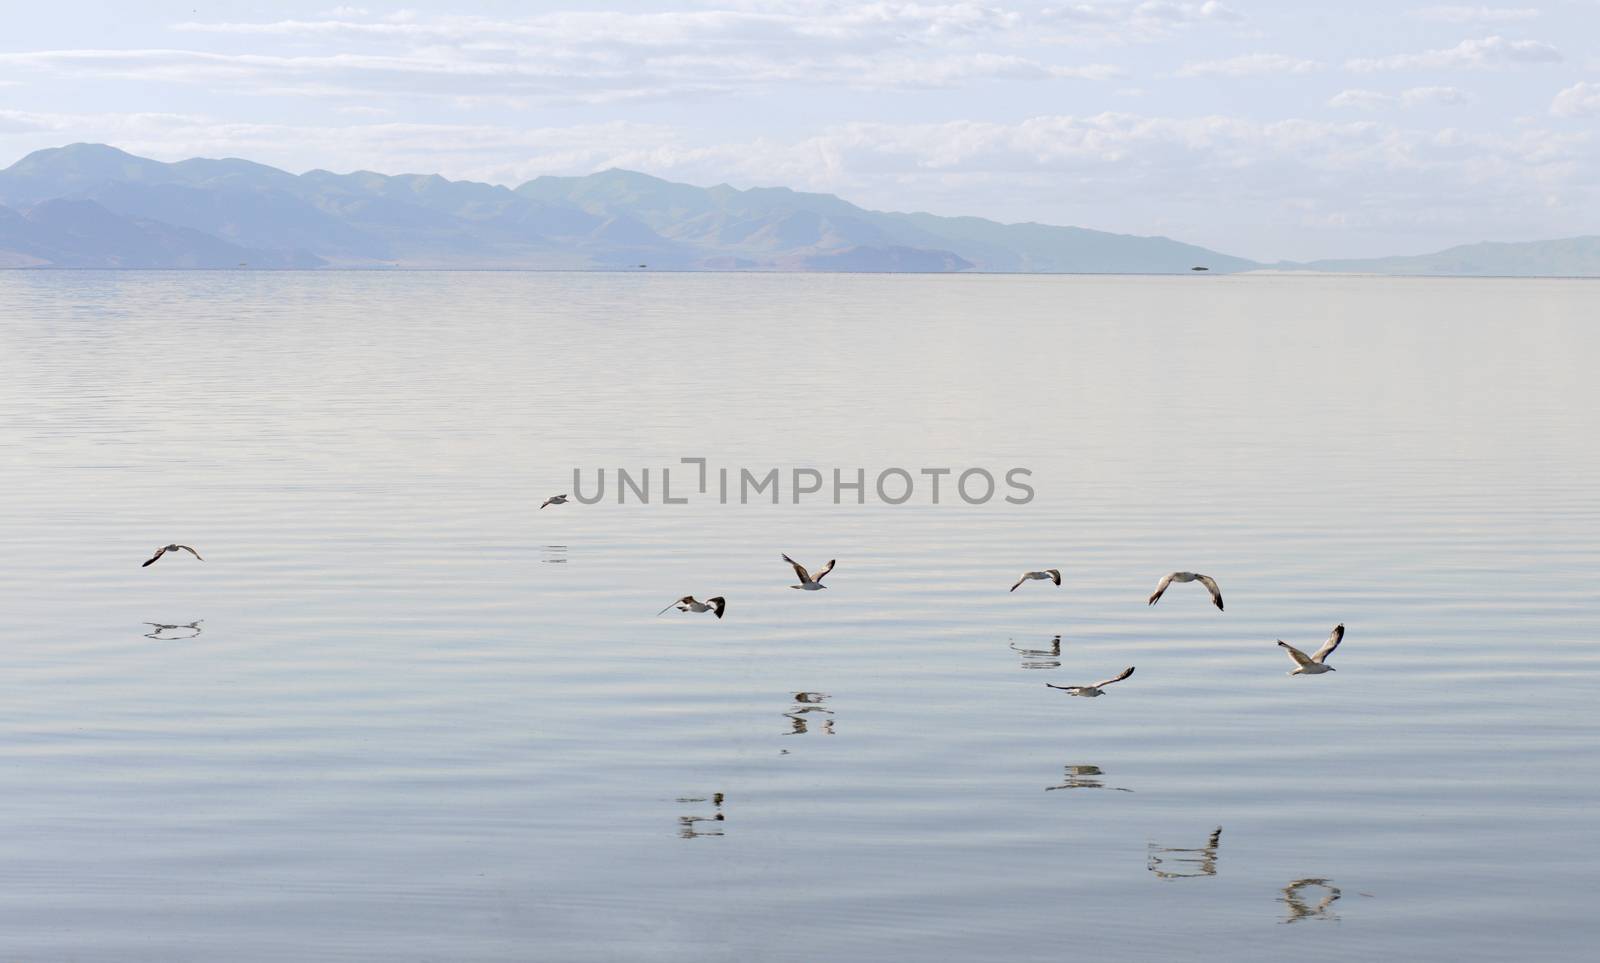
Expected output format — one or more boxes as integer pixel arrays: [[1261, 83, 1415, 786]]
[[2, 1, 1598, 261]]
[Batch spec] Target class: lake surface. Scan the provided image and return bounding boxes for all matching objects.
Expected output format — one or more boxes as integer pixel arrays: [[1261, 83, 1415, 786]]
[[1, 271, 1596, 961]]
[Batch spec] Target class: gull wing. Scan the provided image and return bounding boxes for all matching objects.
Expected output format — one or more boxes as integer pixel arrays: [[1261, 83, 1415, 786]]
[[658, 596, 693, 615], [1044, 682, 1083, 692], [141, 546, 167, 567], [1094, 666, 1136, 689], [1047, 569, 1061, 586], [1277, 640, 1313, 667], [177, 545, 203, 560], [1009, 575, 1027, 592], [811, 559, 836, 583], [707, 596, 727, 619], [1196, 574, 1222, 611], [1148, 572, 1174, 605], [1310, 623, 1344, 663], [782, 553, 812, 584]]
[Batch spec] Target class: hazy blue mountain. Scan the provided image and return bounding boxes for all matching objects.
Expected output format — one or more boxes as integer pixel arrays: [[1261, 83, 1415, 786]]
[[16, 142, 1600, 276], [0, 145, 717, 269], [8, 143, 1600, 275], [1296, 237, 1600, 277], [794, 245, 974, 272], [1, 144, 1259, 271], [516, 167, 1249, 273], [0, 198, 322, 269]]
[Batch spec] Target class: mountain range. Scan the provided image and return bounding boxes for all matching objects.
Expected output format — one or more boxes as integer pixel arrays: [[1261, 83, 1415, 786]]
[[1, 144, 1596, 276]]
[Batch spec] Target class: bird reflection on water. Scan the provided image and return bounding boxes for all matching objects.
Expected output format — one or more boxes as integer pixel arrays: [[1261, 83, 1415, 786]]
[[1045, 764, 1132, 793], [1147, 827, 1222, 879], [675, 792, 725, 839], [1279, 878, 1341, 923], [783, 692, 834, 735], [143, 620, 204, 640], [1010, 635, 1062, 669]]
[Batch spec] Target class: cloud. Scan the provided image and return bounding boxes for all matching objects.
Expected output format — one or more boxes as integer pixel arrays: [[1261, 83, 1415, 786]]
[[0, 45, 1126, 105], [1175, 53, 1323, 77], [1347, 35, 1561, 71], [1406, 5, 1539, 23], [1551, 81, 1600, 117], [0, 5, 1255, 110], [171, 3, 1245, 52], [1329, 86, 1469, 109], [3, 6, 1150, 105], [0, 108, 212, 138]]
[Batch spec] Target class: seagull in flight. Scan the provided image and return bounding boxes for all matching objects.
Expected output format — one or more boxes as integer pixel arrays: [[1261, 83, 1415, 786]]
[[658, 596, 726, 619], [1147, 572, 1223, 611], [782, 554, 835, 590], [1045, 666, 1135, 697], [142, 544, 203, 567], [540, 494, 568, 509], [1010, 569, 1061, 592], [1278, 624, 1344, 675]]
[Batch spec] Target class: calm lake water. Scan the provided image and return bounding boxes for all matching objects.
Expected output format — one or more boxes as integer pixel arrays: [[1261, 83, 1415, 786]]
[[1, 271, 1597, 961]]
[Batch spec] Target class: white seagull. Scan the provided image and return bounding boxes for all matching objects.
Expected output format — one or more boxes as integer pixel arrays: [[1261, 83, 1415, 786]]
[[782, 553, 835, 590], [1147, 572, 1223, 611], [540, 494, 568, 509], [1278, 624, 1344, 675], [1045, 666, 1135, 697], [1010, 569, 1062, 592], [658, 596, 727, 619], [142, 544, 203, 567]]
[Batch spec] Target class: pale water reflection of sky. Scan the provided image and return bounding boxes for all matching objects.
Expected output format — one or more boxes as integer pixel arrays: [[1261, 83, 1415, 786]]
[[0, 272, 1596, 961]]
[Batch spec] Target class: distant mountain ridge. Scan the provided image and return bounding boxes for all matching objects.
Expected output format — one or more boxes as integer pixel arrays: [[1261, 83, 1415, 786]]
[[3, 144, 1599, 275], [0, 143, 1250, 272], [1291, 237, 1600, 277]]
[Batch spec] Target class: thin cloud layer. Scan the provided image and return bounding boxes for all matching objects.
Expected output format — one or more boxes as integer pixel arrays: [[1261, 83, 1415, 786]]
[[1406, 5, 1539, 24], [1176, 53, 1323, 77], [1551, 81, 1600, 118], [1329, 86, 1469, 109], [1347, 35, 1562, 71]]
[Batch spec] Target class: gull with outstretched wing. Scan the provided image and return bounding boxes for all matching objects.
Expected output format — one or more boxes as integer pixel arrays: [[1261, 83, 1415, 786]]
[[1045, 665, 1135, 698], [1147, 571, 1223, 611], [1010, 569, 1062, 592], [1278, 623, 1344, 675], [142, 544, 203, 567], [658, 596, 727, 619], [782, 554, 835, 591]]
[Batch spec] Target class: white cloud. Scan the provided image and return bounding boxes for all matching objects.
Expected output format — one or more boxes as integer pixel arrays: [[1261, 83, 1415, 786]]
[[172, 3, 1246, 51], [1551, 81, 1600, 117], [1406, 5, 1539, 23], [1176, 53, 1322, 77], [0, 44, 1125, 104], [1328, 89, 1393, 110], [5, 5, 1160, 106], [1330, 86, 1469, 109], [1347, 35, 1561, 71], [1402, 85, 1470, 106]]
